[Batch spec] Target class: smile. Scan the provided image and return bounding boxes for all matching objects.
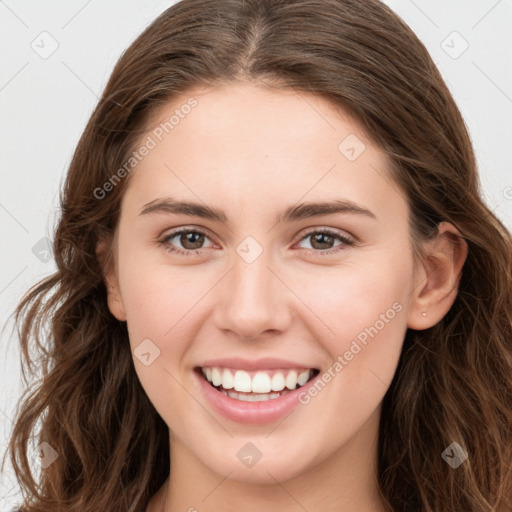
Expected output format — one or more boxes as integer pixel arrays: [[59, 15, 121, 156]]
[[198, 366, 320, 402]]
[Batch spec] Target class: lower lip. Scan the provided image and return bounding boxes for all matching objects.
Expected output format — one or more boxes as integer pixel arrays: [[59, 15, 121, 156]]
[[195, 369, 318, 424]]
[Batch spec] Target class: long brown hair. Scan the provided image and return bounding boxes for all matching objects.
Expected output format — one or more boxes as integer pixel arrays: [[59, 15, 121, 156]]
[[3, 1, 511, 511]]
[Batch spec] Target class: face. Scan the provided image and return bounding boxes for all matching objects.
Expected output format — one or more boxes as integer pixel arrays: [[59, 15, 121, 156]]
[[105, 82, 420, 484]]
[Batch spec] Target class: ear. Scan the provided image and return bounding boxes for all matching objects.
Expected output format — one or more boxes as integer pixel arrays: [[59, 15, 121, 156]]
[[407, 222, 468, 330], [96, 238, 127, 322]]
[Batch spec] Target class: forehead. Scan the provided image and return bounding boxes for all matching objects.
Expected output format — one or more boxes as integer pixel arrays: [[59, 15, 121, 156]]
[[122, 82, 407, 224], [144, 81, 369, 154]]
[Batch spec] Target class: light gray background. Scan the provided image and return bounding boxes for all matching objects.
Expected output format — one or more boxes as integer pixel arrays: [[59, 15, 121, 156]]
[[1, 0, 511, 507]]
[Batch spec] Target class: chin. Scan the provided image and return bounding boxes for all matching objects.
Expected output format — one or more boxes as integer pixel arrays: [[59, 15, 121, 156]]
[[200, 447, 314, 485]]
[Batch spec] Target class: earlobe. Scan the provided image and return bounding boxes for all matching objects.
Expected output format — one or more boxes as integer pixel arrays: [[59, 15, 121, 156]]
[[105, 273, 127, 322], [96, 238, 127, 322], [407, 222, 468, 330]]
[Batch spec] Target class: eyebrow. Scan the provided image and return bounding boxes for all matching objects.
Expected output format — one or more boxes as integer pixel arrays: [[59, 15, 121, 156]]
[[139, 197, 376, 224]]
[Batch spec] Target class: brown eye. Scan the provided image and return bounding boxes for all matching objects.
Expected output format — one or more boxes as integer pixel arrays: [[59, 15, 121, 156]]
[[309, 232, 336, 250], [296, 229, 355, 254], [178, 231, 205, 250], [159, 228, 214, 256]]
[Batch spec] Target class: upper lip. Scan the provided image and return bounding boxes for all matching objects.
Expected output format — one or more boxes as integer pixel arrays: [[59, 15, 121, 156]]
[[197, 357, 318, 371]]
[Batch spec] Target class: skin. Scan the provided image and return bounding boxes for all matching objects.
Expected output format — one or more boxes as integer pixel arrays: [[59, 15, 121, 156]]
[[100, 82, 467, 512]]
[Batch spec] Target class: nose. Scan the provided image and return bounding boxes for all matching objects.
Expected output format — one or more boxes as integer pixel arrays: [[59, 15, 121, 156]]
[[213, 249, 292, 341]]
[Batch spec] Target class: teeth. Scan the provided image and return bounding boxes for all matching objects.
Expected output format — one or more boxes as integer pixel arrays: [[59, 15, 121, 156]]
[[201, 366, 314, 393], [233, 370, 252, 392], [211, 367, 222, 387], [285, 370, 298, 390], [297, 369, 310, 386], [252, 372, 271, 393], [221, 368, 234, 389], [221, 389, 292, 401], [271, 372, 285, 391]]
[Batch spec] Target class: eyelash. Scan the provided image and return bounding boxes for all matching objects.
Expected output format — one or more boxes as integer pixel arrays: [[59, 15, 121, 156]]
[[157, 227, 356, 257]]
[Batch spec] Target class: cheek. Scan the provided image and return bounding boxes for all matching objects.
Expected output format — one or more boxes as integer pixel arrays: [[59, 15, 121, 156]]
[[117, 249, 218, 399], [116, 237, 190, 335], [119, 259, 198, 415], [287, 267, 409, 439], [293, 254, 412, 383]]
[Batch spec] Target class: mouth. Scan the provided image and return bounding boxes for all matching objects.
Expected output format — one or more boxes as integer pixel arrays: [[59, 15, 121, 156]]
[[195, 366, 320, 402]]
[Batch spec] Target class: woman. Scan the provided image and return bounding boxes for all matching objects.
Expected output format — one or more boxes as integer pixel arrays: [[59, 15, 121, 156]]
[[3, 0, 512, 511]]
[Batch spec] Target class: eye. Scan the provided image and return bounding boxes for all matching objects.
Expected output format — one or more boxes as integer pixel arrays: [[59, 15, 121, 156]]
[[158, 227, 355, 258], [158, 228, 214, 257], [295, 228, 355, 254]]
